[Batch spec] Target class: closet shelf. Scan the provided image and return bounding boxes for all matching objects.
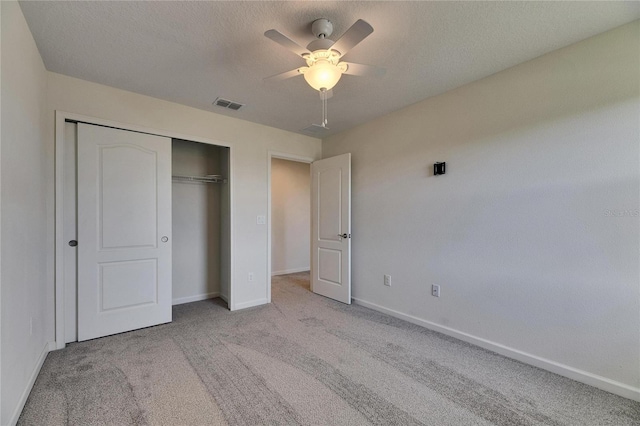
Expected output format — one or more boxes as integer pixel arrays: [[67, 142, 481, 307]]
[[172, 174, 227, 184]]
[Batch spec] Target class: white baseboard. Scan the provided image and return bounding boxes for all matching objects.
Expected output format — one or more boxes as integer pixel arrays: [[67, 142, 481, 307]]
[[271, 267, 310, 276], [233, 298, 268, 311], [7, 341, 51, 426], [172, 292, 220, 306], [352, 297, 640, 402], [219, 293, 229, 303]]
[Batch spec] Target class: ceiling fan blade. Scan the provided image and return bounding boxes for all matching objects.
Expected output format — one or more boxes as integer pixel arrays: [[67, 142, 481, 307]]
[[341, 62, 386, 77], [330, 19, 374, 57], [263, 67, 306, 82], [264, 29, 310, 57]]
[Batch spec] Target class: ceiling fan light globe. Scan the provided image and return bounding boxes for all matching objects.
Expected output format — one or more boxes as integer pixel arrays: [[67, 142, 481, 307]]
[[303, 60, 342, 91]]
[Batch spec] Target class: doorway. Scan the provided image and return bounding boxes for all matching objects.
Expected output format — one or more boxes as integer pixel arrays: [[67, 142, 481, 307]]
[[267, 153, 314, 302], [267, 152, 352, 305]]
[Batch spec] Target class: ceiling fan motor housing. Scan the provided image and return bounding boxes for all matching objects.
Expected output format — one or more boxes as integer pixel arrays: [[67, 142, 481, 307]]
[[308, 19, 337, 52], [311, 18, 333, 39]]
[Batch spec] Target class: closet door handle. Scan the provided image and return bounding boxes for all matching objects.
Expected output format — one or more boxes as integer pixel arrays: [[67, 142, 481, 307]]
[[68, 240, 78, 247], [338, 233, 350, 239], [161, 236, 169, 243]]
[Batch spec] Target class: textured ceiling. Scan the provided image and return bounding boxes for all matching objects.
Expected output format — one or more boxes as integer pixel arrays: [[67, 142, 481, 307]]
[[20, 1, 640, 137]]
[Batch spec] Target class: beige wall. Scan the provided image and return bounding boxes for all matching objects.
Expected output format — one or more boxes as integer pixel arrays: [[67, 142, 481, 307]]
[[323, 21, 640, 398], [1, 2, 50, 424], [271, 158, 310, 275]]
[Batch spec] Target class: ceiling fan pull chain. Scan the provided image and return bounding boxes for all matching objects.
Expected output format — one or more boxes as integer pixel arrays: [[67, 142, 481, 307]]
[[323, 90, 325, 126], [325, 96, 328, 126], [325, 89, 328, 126], [321, 88, 328, 127]]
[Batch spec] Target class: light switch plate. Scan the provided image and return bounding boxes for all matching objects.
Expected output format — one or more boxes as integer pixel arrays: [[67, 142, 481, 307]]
[[432, 285, 440, 297], [257, 215, 266, 225]]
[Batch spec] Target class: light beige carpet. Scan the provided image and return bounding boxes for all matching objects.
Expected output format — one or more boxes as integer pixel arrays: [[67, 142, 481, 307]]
[[18, 272, 640, 425]]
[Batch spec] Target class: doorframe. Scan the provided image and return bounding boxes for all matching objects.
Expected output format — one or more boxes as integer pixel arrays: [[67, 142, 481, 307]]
[[54, 110, 235, 349], [266, 151, 314, 303]]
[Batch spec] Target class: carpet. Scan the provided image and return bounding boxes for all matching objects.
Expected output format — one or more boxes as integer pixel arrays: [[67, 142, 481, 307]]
[[18, 272, 640, 425]]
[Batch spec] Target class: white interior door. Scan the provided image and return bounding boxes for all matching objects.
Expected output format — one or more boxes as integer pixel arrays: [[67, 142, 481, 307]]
[[311, 153, 351, 304], [77, 123, 172, 341]]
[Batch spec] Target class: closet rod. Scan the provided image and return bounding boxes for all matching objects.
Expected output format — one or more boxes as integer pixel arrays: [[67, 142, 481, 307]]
[[172, 174, 227, 184]]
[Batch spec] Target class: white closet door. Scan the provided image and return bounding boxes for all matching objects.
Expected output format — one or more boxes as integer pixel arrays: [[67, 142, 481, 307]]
[[77, 123, 172, 341]]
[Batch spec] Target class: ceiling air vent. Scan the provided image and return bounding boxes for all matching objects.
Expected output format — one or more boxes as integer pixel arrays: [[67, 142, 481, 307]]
[[213, 97, 244, 111]]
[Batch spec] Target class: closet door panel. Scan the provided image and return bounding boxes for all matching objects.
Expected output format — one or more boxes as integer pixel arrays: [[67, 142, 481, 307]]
[[77, 123, 172, 341], [99, 144, 158, 249]]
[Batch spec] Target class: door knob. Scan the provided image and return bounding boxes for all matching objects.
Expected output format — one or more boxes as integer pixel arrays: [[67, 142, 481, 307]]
[[68, 240, 78, 247], [338, 233, 350, 239], [161, 236, 169, 243]]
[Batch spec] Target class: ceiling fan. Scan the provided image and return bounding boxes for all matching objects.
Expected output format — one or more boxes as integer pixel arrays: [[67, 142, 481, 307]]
[[264, 18, 385, 94]]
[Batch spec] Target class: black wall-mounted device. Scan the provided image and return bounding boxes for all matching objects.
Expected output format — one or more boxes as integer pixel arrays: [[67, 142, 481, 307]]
[[434, 162, 446, 176]]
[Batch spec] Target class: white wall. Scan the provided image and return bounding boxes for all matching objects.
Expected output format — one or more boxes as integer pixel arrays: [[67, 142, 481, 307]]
[[46, 72, 322, 311], [271, 158, 310, 275], [172, 140, 228, 304], [1, 2, 51, 424], [323, 21, 640, 399]]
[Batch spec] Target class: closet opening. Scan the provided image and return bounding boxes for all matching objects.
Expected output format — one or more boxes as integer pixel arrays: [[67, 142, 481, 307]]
[[171, 139, 231, 308]]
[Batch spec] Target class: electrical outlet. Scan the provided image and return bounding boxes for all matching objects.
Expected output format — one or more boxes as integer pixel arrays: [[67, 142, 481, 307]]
[[384, 274, 391, 287], [432, 285, 440, 297], [256, 215, 266, 225], [248, 272, 254, 282]]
